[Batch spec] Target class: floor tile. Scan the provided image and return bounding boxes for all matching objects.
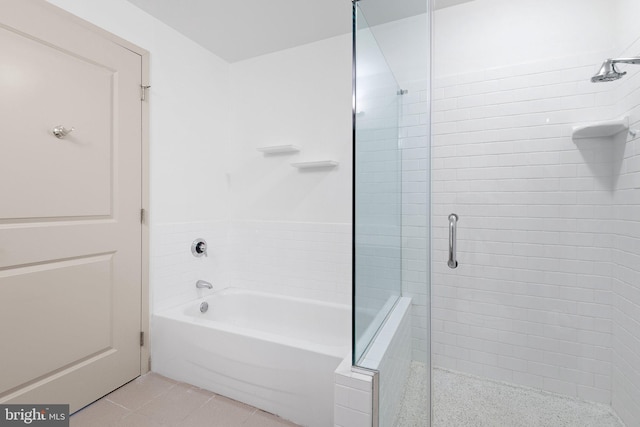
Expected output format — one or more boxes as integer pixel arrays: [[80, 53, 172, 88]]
[[70, 398, 131, 427], [70, 372, 303, 427], [106, 373, 177, 411], [135, 383, 213, 425], [179, 395, 255, 427], [116, 412, 164, 427], [243, 409, 300, 427], [423, 365, 624, 427]]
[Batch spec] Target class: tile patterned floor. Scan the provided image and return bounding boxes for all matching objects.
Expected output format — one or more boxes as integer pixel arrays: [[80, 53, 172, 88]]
[[431, 367, 624, 427], [395, 362, 625, 427], [70, 373, 300, 427]]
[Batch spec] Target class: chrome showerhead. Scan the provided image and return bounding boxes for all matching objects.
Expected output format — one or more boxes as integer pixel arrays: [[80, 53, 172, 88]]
[[591, 57, 640, 83], [591, 60, 625, 82]]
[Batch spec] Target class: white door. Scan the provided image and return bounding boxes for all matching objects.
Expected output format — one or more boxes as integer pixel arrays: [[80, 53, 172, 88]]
[[0, 0, 143, 412]]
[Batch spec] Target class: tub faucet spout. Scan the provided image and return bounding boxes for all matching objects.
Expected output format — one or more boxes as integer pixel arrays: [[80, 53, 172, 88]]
[[196, 280, 213, 289]]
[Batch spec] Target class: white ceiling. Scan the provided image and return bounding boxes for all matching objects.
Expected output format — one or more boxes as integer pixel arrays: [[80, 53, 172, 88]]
[[124, 0, 470, 63], [124, 0, 351, 62]]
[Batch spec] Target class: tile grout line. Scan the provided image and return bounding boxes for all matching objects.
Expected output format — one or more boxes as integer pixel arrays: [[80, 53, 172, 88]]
[[104, 398, 131, 412]]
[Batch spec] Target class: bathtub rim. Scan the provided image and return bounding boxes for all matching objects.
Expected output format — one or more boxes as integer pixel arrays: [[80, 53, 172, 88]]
[[153, 287, 352, 359]]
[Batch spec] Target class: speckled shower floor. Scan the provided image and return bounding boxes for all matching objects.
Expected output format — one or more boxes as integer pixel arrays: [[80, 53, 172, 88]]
[[396, 362, 625, 427]]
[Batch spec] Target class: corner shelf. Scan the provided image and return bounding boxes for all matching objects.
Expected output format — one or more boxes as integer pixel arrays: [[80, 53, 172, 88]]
[[572, 117, 629, 140], [291, 160, 339, 169], [256, 145, 300, 154]]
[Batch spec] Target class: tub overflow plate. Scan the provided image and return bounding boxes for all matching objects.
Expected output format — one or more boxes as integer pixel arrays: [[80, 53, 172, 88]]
[[200, 301, 209, 313]]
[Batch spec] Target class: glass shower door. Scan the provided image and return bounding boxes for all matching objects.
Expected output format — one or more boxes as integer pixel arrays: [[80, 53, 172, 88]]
[[431, 2, 640, 426], [352, 3, 403, 364]]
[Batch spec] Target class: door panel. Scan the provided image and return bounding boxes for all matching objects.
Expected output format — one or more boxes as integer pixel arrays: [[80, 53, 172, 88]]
[[0, 25, 113, 219], [0, 255, 113, 392], [0, 0, 142, 412]]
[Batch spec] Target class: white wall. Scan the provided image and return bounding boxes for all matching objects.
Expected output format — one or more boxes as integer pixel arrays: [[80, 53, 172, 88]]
[[432, 0, 640, 418], [433, 0, 613, 401], [224, 35, 353, 305], [229, 35, 352, 223], [431, 49, 616, 403], [367, 14, 429, 86], [610, 2, 640, 422], [334, 359, 375, 427], [611, 81, 640, 427], [399, 81, 431, 364], [226, 220, 352, 304], [359, 298, 413, 427], [433, 0, 617, 77], [334, 298, 413, 427]]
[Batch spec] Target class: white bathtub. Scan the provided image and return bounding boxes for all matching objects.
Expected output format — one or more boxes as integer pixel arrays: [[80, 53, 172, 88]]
[[152, 288, 351, 427]]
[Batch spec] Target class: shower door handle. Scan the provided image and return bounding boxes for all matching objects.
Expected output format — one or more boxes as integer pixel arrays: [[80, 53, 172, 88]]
[[448, 214, 459, 269]]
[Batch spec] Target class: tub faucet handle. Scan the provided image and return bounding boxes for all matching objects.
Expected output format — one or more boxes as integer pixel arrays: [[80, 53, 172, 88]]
[[191, 238, 208, 257], [196, 280, 213, 289]]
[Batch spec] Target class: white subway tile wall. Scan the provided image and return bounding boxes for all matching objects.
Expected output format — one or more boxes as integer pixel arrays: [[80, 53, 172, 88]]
[[334, 359, 374, 427], [151, 220, 352, 313], [333, 297, 413, 427], [151, 221, 229, 313], [227, 221, 352, 305], [431, 50, 623, 404], [610, 37, 640, 427], [400, 79, 431, 364], [359, 298, 413, 427], [354, 73, 403, 359]]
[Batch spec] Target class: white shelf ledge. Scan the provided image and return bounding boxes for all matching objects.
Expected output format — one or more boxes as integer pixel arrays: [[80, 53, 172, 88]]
[[257, 145, 300, 154], [572, 117, 629, 140], [291, 160, 339, 169]]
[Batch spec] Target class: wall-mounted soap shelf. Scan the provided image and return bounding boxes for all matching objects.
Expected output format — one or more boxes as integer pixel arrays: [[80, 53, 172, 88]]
[[572, 117, 629, 140], [257, 145, 300, 154], [291, 160, 339, 169]]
